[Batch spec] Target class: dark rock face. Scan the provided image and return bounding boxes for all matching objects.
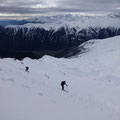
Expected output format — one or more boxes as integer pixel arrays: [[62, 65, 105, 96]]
[[0, 25, 120, 59]]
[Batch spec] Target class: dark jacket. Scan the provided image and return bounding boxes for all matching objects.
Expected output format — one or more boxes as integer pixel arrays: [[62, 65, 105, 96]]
[[61, 81, 68, 86]]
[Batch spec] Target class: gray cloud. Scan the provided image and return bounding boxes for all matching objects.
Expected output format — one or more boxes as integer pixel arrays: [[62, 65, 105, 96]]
[[0, 0, 120, 16], [57, 0, 120, 10]]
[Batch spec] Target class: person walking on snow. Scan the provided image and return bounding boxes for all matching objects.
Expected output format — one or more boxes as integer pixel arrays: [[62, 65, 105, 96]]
[[25, 66, 29, 72], [61, 81, 68, 91]]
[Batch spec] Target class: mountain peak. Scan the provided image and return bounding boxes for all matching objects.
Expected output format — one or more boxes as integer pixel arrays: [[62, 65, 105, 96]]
[[27, 14, 83, 24], [108, 10, 120, 18]]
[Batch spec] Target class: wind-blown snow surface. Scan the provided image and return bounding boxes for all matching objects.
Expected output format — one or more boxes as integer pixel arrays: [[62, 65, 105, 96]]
[[0, 36, 120, 120]]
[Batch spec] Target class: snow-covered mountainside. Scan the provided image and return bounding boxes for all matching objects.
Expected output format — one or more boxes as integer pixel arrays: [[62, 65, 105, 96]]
[[108, 10, 120, 18], [6, 14, 120, 29], [0, 11, 120, 58], [0, 36, 120, 120], [7, 10, 120, 29]]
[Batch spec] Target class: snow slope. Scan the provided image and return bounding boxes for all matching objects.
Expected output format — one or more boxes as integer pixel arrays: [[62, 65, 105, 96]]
[[0, 36, 120, 120]]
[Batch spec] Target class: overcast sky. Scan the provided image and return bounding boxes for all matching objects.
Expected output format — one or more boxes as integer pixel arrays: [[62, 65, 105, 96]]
[[0, 0, 120, 18]]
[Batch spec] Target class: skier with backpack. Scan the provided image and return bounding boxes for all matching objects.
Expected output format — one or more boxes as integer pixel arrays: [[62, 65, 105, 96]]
[[61, 81, 68, 91], [25, 66, 29, 72]]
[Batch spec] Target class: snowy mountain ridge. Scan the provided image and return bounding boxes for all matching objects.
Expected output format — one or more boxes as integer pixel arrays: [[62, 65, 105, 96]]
[[5, 10, 120, 30], [0, 11, 120, 58], [108, 10, 120, 18], [6, 14, 120, 30], [0, 36, 120, 120]]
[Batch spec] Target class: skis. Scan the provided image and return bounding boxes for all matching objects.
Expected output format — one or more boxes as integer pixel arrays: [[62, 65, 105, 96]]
[[61, 89, 69, 93]]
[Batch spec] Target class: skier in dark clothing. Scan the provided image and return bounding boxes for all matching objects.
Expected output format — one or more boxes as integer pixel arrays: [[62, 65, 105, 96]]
[[61, 81, 68, 91], [25, 66, 29, 72]]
